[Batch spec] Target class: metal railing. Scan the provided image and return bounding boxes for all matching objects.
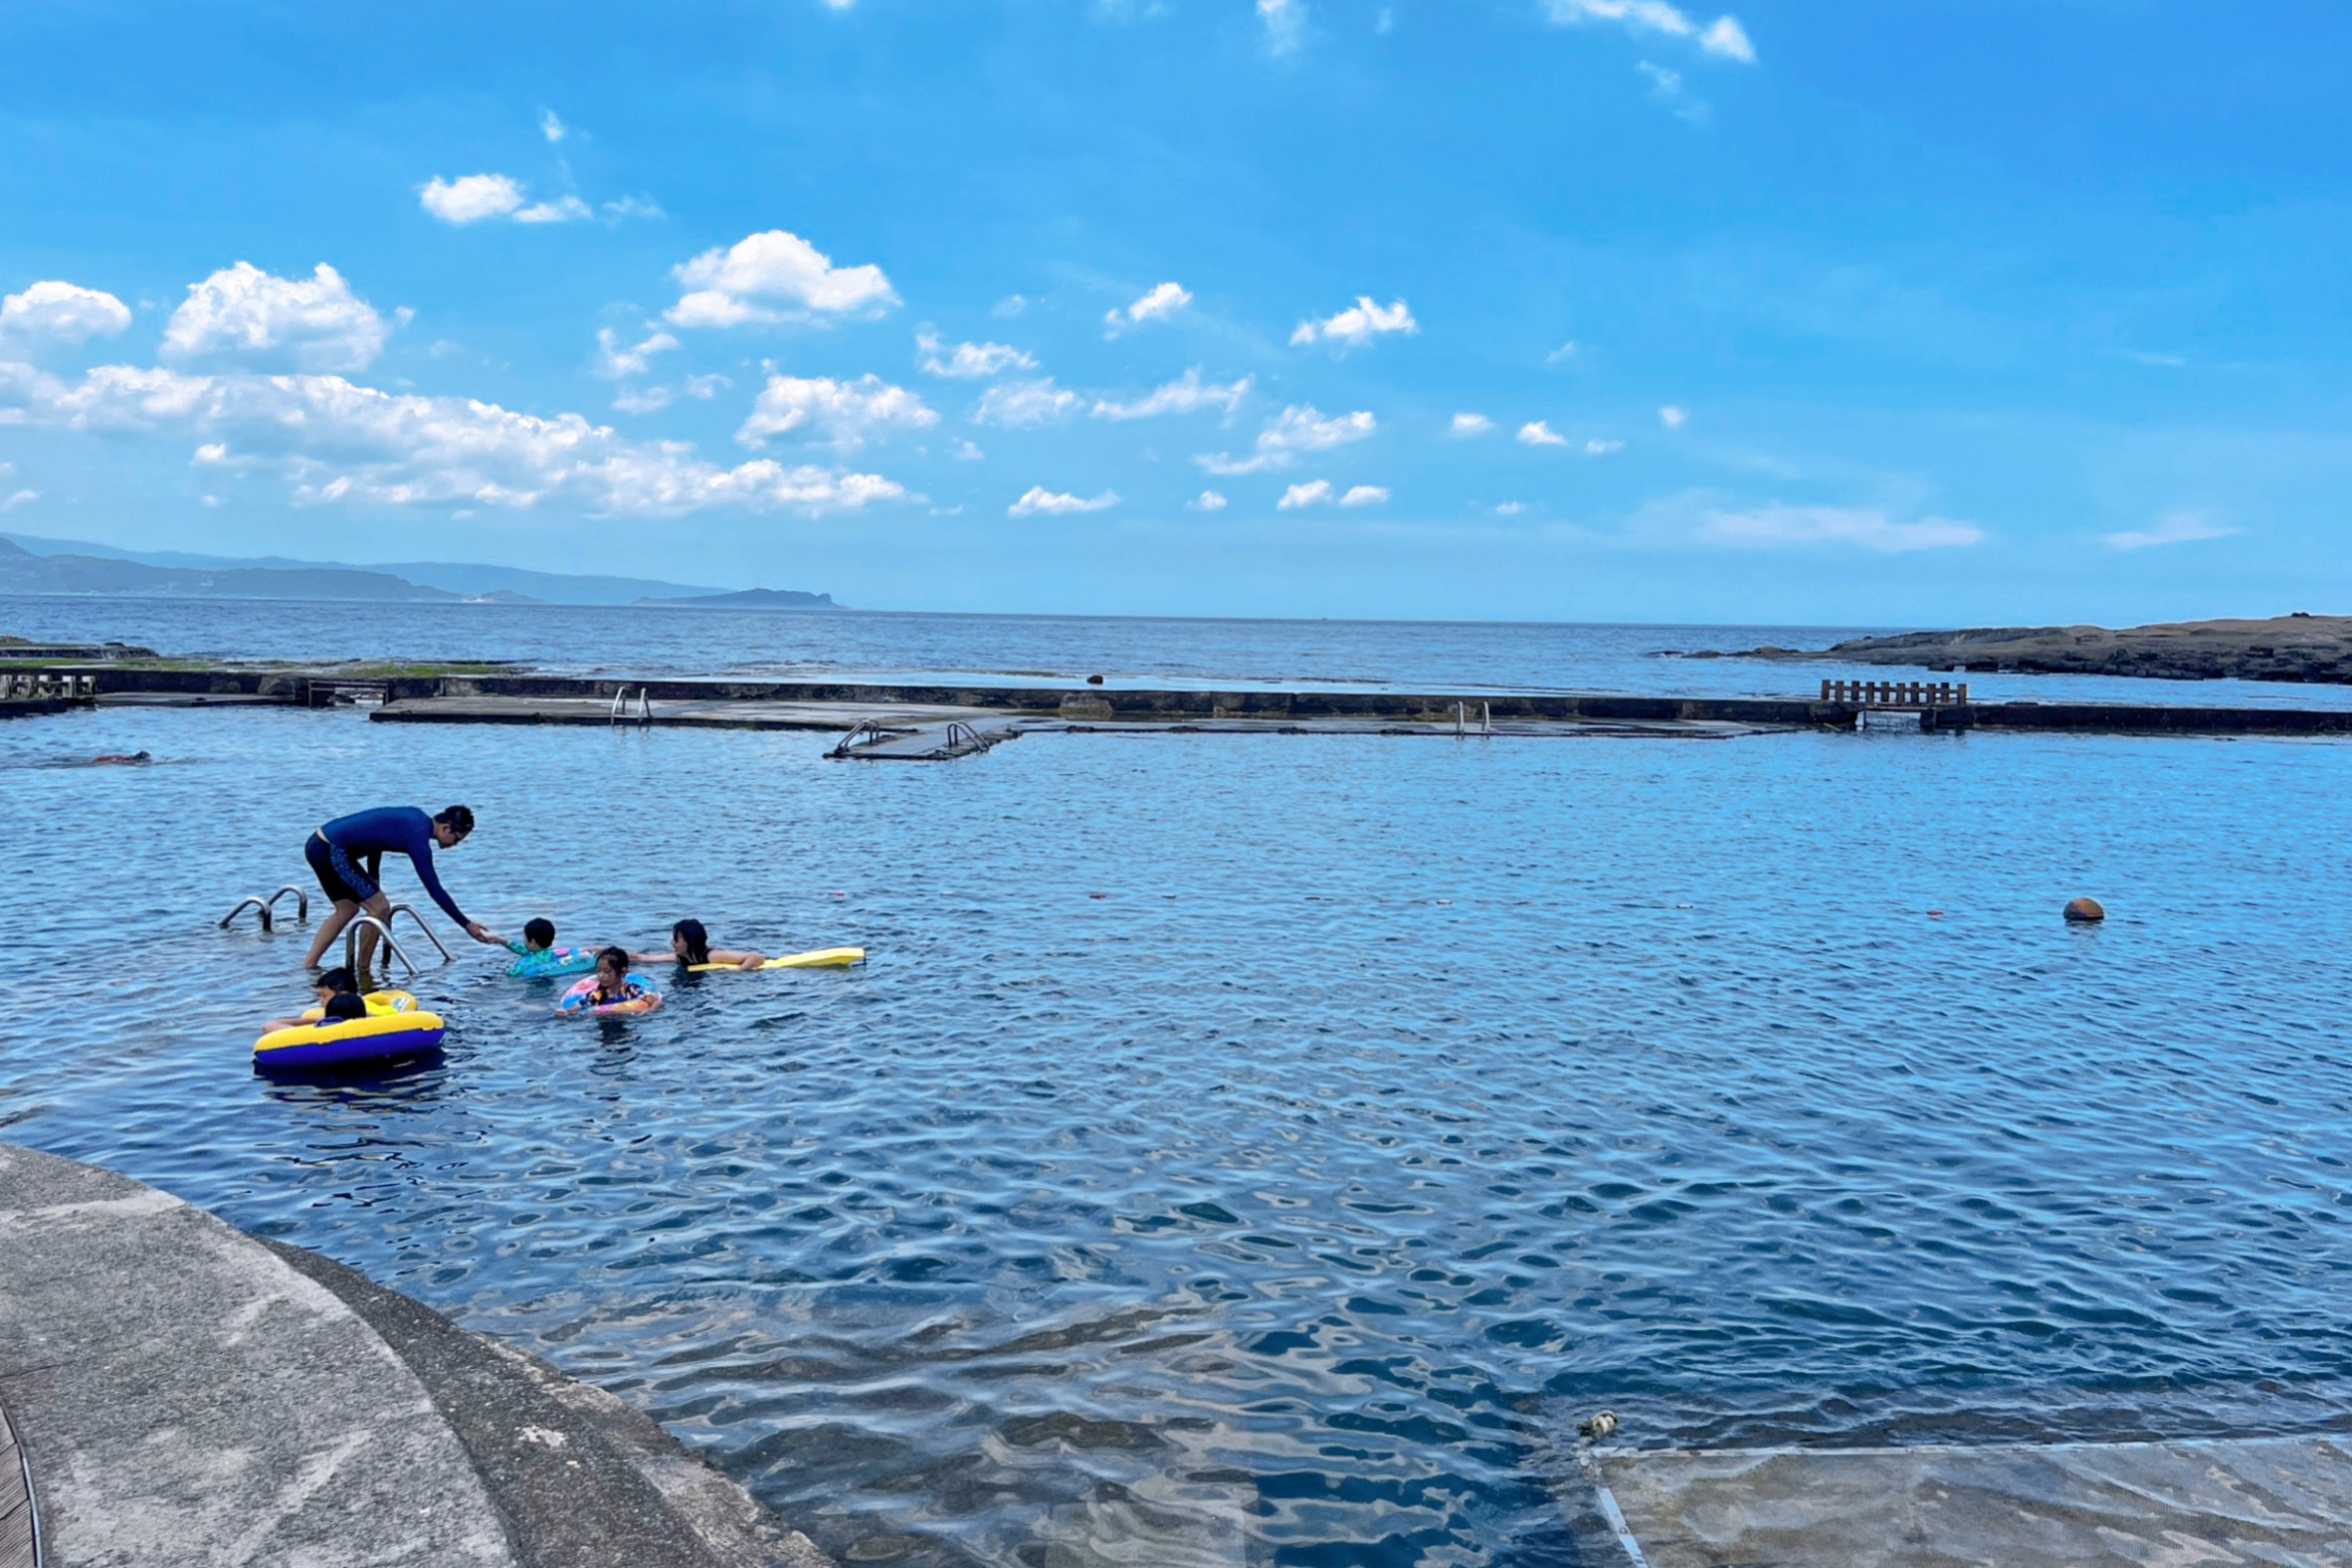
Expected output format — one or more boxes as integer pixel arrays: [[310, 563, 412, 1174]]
[[1454, 700, 1491, 738], [830, 718, 899, 758], [219, 885, 311, 932], [382, 902, 454, 963], [609, 685, 652, 725], [342, 914, 422, 979]]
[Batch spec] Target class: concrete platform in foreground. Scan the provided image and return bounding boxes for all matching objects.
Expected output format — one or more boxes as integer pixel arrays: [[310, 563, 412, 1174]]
[[1593, 1435, 2352, 1566], [0, 1143, 829, 1568]]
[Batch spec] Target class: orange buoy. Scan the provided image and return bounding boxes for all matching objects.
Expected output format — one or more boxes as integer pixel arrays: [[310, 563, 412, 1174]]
[[2063, 896, 2106, 923]]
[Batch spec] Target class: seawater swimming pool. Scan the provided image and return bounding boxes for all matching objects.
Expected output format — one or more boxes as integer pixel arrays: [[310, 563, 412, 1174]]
[[4, 702, 2349, 1565]]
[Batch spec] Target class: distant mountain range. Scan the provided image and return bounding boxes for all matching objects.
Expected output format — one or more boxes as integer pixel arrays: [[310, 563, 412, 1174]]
[[0, 531, 845, 609]]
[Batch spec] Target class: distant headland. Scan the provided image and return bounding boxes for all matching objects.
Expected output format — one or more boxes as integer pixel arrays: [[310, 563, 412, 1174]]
[[0, 530, 841, 609], [1710, 613, 2352, 686]]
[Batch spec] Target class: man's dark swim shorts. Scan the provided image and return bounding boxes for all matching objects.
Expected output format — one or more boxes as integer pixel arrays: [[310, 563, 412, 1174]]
[[305, 832, 380, 904]]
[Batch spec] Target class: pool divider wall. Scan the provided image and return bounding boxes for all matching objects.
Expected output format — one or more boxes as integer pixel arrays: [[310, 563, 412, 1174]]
[[38, 660, 2352, 734]]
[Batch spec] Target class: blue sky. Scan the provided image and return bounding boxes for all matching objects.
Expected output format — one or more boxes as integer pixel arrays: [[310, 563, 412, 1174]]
[[2, 0, 2349, 624]]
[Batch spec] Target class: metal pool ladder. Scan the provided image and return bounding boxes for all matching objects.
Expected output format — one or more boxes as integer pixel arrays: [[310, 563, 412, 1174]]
[[219, 885, 310, 932], [609, 686, 653, 726], [340, 904, 453, 978]]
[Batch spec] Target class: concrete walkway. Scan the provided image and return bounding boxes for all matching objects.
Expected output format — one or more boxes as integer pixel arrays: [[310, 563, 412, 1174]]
[[1594, 1434, 2352, 1566], [0, 1145, 829, 1568]]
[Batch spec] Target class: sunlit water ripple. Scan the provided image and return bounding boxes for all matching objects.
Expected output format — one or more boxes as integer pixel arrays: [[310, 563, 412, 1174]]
[[3, 700, 2349, 1565]]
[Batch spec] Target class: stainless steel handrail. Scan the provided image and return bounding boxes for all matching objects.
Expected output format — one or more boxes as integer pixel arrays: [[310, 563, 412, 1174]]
[[342, 914, 420, 978], [219, 885, 311, 932], [382, 902, 454, 963], [609, 685, 652, 726]]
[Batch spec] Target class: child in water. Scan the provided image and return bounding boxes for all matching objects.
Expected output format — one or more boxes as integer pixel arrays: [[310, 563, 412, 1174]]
[[504, 916, 596, 977], [628, 918, 765, 971], [265, 966, 367, 1031], [558, 947, 662, 1014]]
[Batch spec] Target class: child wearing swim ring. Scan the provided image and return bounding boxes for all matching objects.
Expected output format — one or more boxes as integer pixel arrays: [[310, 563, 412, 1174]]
[[558, 947, 663, 1015], [628, 918, 765, 971], [266, 966, 367, 1032], [504, 916, 596, 977]]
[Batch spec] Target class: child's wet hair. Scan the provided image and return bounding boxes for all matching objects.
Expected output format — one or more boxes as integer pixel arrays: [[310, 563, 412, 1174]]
[[317, 966, 358, 994], [596, 945, 631, 976], [672, 918, 710, 965], [524, 917, 556, 949]]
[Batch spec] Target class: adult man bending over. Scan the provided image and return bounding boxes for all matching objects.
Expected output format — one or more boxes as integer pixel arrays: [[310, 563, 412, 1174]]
[[301, 804, 502, 972]]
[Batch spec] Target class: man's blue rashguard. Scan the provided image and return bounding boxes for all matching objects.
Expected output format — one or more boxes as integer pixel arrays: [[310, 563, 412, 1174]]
[[304, 807, 470, 924]]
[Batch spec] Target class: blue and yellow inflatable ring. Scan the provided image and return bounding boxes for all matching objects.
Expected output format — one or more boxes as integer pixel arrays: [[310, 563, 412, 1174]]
[[254, 990, 447, 1070]]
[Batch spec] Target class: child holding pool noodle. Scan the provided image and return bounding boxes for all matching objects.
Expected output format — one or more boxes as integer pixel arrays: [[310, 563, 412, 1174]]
[[627, 918, 765, 971]]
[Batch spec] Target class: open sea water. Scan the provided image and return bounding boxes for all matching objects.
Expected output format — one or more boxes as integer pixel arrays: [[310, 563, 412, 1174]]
[[4, 599, 2351, 1565]]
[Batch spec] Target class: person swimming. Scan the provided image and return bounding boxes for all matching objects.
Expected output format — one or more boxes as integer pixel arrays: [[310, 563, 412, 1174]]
[[627, 918, 765, 971], [264, 966, 367, 1032], [504, 916, 596, 977], [556, 947, 662, 1014]]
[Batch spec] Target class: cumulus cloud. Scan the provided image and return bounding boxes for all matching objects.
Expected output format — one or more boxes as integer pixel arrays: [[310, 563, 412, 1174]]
[[1190, 490, 1229, 510], [1259, 0, 1306, 56], [1518, 420, 1569, 447], [1091, 368, 1252, 421], [0, 361, 903, 516], [668, 229, 897, 326], [1660, 404, 1687, 428], [421, 174, 526, 224], [1276, 480, 1389, 510], [1449, 413, 1494, 437], [1009, 486, 1119, 517], [1585, 438, 1625, 455], [1696, 505, 1982, 552], [738, 373, 937, 453], [1196, 403, 1376, 475], [2102, 510, 2236, 552], [915, 329, 1037, 379], [593, 326, 679, 380], [161, 263, 397, 373], [612, 373, 727, 416], [1290, 295, 1417, 349], [1103, 282, 1193, 336], [0, 281, 132, 348], [1542, 0, 1755, 63], [540, 109, 568, 143], [974, 377, 1080, 428]]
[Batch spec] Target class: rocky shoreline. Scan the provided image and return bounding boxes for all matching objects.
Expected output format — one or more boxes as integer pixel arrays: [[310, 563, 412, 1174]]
[[1711, 614, 2352, 686]]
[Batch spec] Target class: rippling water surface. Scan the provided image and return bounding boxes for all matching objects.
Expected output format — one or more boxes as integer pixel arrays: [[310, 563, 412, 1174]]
[[4, 701, 2350, 1565]]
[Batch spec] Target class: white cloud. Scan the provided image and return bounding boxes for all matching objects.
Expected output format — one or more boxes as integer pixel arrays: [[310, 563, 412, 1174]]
[[420, 174, 526, 224], [1092, 369, 1251, 421], [1542, 0, 1755, 63], [602, 196, 665, 221], [915, 329, 1036, 379], [1259, 0, 1306, 56], [974, 377, 1080, 428], [611, 374, 724, 416], [1518, 421, 1569, 447], [1103, 282, 1193, 336], [1659, 404, 1687, 428], [540, 109, 568, 143], [593, 327, 680, 380], [1190, 490, 1228, 510], [1, 486, 36, 511], [1546, 340, 1581, 364], [1449, 413, 1494, 437], [992, 294, 1029, 318], [1197, 403, 1376, 475], [1585, 438, 1625, 455], [667, 229, 898, 326], [952, 439, 986, 462], [1697, 505, 1983, 552], [1494, 501, 1528, 516], [0, 361, 903, 516], [514, 195, 593, 225], [2102, 510, 2236, 552], [1276, 480, 1386, 510], [738, 373, 937, 452], [1290, 295, 1417, 349], [0, 281, 132, 347], [160, 263, 395, 373], [1009, 486, 1119, 517]]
